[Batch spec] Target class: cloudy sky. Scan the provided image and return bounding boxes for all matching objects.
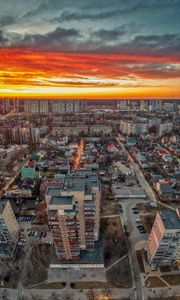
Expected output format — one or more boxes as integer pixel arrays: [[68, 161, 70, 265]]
[[0, 0, 180, 98]]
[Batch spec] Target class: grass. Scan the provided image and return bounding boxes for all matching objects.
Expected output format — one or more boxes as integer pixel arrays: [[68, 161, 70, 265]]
[[106, 257, 133, 288], [161, 274, 180, 286], [136, 250, 145, 273], [145, 276, 167, 288], [35, 282, 66, 289], [100, 216, 127, 267], [71, 282, 109, 289]]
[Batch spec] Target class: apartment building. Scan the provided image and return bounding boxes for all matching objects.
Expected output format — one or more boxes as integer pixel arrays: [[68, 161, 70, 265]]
[[159, 122, 173, 137], [147, 209, 180, 270], [0, 200, 20, 257], [120, 119, 149, 136], [46, 169, 101, 261]]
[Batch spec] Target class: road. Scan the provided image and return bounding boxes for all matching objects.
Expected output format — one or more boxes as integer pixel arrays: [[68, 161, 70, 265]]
[[132, 163, 157, 203], [121, 200, 146, 300], [116, 136, 146, 299]]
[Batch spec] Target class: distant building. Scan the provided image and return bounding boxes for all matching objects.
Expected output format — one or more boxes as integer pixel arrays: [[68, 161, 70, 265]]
[[24, 100, 49, 114], [147, 210, 180, 270], [0, 200, 20, 257], [120, 119, 149, 136], [0, 127, 40, 145], [50, 100, 87, 114], [159, 122, 173, 136], [46, 169, 101, 261], [117, 100, 130, 111]]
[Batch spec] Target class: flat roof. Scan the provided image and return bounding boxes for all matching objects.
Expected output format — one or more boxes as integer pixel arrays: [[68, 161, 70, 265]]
[[160, 211, 180, 230], [46, 186, 62, 196], [50, 195, 73, 206], [160, 184, 174, 193]]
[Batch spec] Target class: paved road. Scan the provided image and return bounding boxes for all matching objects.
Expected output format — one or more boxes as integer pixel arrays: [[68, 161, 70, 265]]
[[132, 163, 157, 203], [125, 201, 145, 300]]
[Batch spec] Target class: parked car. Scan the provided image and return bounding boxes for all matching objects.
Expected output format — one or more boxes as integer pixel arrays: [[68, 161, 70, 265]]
[[123, 225, 127, 230]]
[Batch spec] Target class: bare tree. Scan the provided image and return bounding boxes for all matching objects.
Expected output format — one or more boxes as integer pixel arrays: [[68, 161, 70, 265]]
[[86, 289, 95, 300]]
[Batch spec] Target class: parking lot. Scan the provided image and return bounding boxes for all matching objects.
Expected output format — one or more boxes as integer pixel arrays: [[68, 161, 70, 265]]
[[18, 218, 53, 248], [119, 198, 148, 247]]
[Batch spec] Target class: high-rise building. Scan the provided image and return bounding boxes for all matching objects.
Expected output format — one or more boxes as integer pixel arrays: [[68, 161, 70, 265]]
[[0, 200, 20, 257], [46, 169, 101, 261], [147, 209, 180, 270], [50, 100, 87, 114], [120, 119, 149, 136], [24, 99, 49, 114]]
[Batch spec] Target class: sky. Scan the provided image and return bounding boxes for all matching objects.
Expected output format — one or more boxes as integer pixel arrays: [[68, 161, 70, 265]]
[[0, 0, 180, 99]]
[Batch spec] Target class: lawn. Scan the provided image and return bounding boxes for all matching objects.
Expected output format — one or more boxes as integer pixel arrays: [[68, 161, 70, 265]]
[[35, 282, 66, 289], [161, 274, 180, 286], [145, 276, 167, 288]]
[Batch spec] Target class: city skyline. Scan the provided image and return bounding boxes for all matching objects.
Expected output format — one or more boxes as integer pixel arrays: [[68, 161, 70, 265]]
[[0, 0, 180, 98]]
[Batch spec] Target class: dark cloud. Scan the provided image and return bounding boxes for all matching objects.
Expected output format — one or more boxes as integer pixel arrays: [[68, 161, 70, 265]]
[[82, 33, 180, 58], [21, 27, 80, 45], [0, 27, 81, 48], [53, 10, 123, 23], [0, 15, 16, 27], [92, 29, 124, 41], [51, 0, 180, 23], [0, 30, 9, 45]]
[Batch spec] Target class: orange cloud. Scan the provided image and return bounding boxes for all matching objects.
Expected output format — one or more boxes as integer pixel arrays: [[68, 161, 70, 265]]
[[0, 48, 180, 98]]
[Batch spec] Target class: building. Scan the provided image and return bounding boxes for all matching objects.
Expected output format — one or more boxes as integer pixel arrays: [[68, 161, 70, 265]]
[[0, 200, 20, 257], [24, 100, 49, 114], [117, 100, 130, 111], [50, 100, 87, 114], [46, 169, 101, 261], [156, 182, 177, 201], [159, 122, 173, 136], [120, 119, 149, 136], [147, 209, 180, 270]]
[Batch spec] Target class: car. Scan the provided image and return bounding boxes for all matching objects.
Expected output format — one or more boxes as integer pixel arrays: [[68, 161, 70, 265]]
[[133, 210, 139, 214], [123, 225, 127, 230], [131, 207, 138, 211], [137, 225, 144, 229], [120, 208, 123, 213], [28, 231, 32, 237], [138, 225, 145, 229], [34, 231, 38, 237], [139, 230, 147, 234]]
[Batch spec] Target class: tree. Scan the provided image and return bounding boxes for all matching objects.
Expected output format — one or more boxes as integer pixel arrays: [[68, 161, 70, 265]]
[[86, 289, 95, 300], [49, 292, 60, 300]]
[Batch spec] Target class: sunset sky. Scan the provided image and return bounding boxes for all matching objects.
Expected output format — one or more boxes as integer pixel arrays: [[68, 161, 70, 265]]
[[0, 0, 180, 98]]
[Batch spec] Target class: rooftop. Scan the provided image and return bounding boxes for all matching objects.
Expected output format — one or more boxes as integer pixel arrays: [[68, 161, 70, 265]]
[[64, 172, 99, 193], [21, 166, 38, 180], [160, 211, 180, 230], [46, 186, 62, 196], [159, 183, 174, 194], [49, 195, 73, 206]]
